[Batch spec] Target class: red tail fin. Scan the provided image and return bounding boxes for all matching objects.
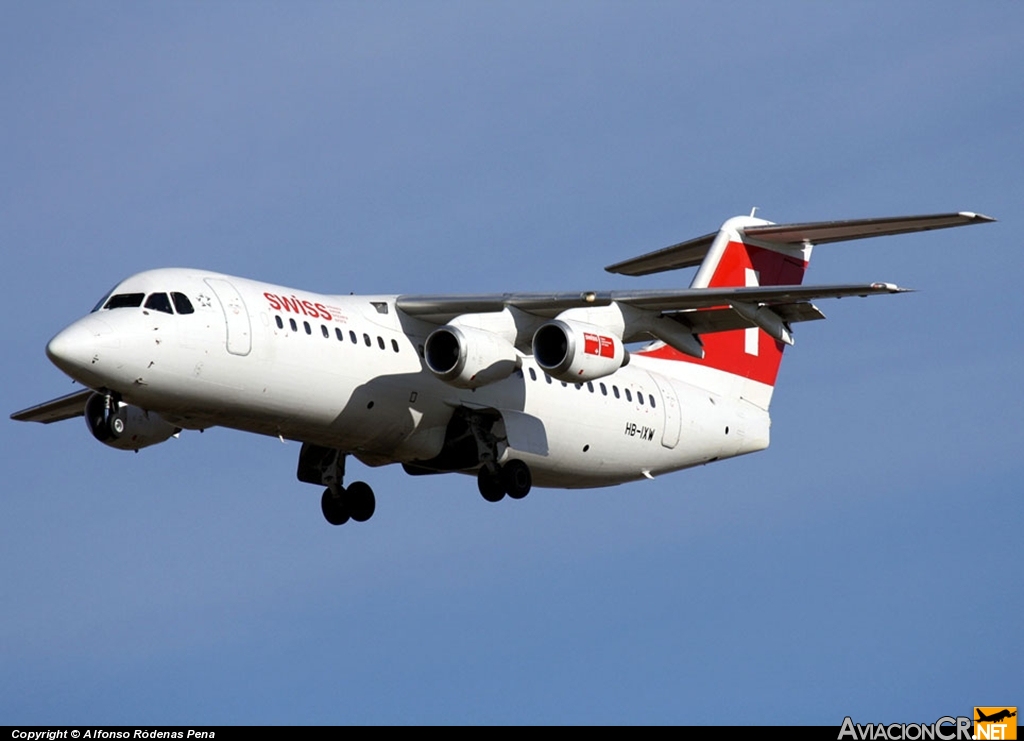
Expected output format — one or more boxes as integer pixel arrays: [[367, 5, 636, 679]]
[[639, 216, 811, 388]]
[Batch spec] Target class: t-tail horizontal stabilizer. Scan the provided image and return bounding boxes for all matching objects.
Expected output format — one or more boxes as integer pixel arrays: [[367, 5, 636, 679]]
[[605, 211, 995, 277]]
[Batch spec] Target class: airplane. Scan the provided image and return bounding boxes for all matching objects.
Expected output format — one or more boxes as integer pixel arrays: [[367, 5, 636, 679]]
[[11, 211, 993, 526], [976, 710, 1017, 724]]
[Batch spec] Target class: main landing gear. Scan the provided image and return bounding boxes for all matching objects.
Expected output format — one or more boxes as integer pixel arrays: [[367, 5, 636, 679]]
[[297, 443, 376, 526], [477, 459, 532, 503], [320, 481, 376, 526]]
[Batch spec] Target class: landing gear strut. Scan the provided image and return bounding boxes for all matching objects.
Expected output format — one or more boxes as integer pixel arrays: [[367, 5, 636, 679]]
[[395, 408, 534, 506], [463, 410, 532, 504], [298, 443, 376, 526]]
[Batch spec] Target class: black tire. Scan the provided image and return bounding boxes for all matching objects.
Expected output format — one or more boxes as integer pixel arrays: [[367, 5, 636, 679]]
[[501, 459, 532, 500], [347, 481, 376, 523], [321, 487, 350, 526], [477, 467, 505, 502]]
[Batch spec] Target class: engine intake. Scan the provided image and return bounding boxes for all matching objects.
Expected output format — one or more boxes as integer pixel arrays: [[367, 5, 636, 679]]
[[532, 319, 626, 382], [424, 325, 520, 389], [84, 392, 179, 451]]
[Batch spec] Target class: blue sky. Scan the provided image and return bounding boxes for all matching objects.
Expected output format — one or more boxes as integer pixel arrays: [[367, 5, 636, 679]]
[[2, 2, 1021, 725]]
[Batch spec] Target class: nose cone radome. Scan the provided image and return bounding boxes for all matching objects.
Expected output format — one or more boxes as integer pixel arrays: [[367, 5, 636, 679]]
[[46, 316, 115, 382]]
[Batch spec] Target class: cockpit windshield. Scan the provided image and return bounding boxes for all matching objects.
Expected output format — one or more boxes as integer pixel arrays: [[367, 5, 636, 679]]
[[103, 293, 145, 310], [90, 285, 118, 313], [94, 290, 196, 314], [171, 292, 194, 314], [144, 293, 173, 314]]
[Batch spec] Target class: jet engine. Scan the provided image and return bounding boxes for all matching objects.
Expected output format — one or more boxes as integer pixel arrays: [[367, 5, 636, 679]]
[[424, 325, 521, 389], [533, 319, 627, 383], [84, 392, 179, 451]]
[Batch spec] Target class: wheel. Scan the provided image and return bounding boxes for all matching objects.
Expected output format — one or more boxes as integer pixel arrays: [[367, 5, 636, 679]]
[[501, 459, 532, 499], [110, 416, 125, 436], [477, 467, 505, 502], [321, 487, 350, 526], [346, 481, 376, 523]]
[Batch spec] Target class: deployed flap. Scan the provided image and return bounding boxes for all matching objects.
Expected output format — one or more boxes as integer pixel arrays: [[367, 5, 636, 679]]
[[668, 301, 825, 336], [11, 389, 93, 423], [773, 302, 826, 324]]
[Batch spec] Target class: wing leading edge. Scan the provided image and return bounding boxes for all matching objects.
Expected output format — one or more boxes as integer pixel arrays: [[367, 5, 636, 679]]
[[396, 282, 906, 326]]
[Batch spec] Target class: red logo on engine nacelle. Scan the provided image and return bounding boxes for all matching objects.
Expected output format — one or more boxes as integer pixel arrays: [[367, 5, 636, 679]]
[[583, 332, 616, 358]]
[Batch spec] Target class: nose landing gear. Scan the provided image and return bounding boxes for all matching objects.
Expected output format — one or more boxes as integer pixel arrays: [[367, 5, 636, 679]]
[[84, 390, 125, 443]]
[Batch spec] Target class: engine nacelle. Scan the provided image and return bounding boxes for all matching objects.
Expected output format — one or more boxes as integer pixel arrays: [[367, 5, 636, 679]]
[[84, 392, 179, 451], [532, 319, 626, 382], [423, 325, 521, 389]]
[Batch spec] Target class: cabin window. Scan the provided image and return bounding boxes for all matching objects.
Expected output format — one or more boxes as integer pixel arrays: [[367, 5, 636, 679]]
[[304, 321, 312, 335], [638, 392, 644, 406], [378, 336, 385, 350], [321, 325, 329, 338], [528, 368, 537, 381], [144, 293, 173, 314], [649, 394, 656, 408], [625, 389, 633, 402], [350, 330, 357, 344], [599, 382, 607, 396], [363, 333, 371, 347], [171, 292, 194, 314], [545, 374, 552, 384], [336, 328, 343, 341], [103, 293, 145, 310], [275, 316, 284, 329], [613, 385, 620, 399], [289, 318, 298, 332], [587, 382, 594, 393], [391, 339, 400, 353]]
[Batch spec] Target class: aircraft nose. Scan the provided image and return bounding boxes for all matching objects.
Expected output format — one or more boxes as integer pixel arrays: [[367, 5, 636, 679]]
[[46, 316, 116, 379]]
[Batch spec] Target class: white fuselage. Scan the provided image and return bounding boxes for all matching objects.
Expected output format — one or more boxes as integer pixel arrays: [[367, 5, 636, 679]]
[[47, 268, 771, 489]]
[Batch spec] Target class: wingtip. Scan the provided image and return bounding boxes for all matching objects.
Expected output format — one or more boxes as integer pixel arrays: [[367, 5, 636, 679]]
[[869, 282, 914, 294], [958, 211, 997, 223]]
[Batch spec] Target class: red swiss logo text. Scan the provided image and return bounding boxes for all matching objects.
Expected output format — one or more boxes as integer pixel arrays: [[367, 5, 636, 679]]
[[264, 292, 334, 322]]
